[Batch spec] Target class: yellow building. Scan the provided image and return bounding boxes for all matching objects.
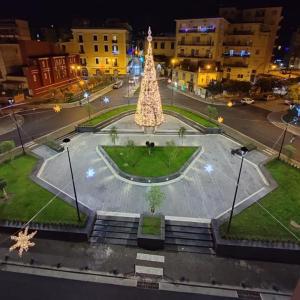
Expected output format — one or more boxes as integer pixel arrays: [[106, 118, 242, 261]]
[[147, 35, 176, 58], [60, 27, 131, 76], [173, 7, 282, 89]]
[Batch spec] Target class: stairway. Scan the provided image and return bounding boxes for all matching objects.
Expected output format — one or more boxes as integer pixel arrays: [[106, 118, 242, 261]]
[[90, 214, 215, 255]]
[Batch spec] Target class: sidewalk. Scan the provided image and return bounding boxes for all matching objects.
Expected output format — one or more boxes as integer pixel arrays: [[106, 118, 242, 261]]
[[0, 232, 298, 296], [267, 111, 300, 137]]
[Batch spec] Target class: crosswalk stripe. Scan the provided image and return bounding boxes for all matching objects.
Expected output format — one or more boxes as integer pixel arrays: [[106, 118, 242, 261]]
[[136, 253, 165, 263], [135, 265, 163, 276]]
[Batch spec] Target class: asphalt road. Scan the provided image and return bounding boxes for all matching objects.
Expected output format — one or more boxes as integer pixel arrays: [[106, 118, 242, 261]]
[[0, 271, 234, 300], [1, 79, 299, 160]]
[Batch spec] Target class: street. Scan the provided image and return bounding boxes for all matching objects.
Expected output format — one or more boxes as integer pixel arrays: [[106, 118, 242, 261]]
[[0, 80, 299, 160], [0, 270, 234, 300]]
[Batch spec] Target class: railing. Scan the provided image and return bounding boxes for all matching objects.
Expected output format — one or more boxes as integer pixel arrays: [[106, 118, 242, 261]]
[[226, 30, 254, 35], [223, 63, 249, 68], [177, 53, 211, 59], [178, 41, 214, 46], [223, 53, 250, 57], [178, 28, 216, 34], [223, 42, 253, 46]]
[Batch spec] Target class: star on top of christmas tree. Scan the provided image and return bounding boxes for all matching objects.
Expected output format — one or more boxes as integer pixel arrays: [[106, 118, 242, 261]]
[[9, 226, 37, 257]]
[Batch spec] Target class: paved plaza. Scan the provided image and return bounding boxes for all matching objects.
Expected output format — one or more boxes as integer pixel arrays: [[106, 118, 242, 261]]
[[34, 114, 270, 220]]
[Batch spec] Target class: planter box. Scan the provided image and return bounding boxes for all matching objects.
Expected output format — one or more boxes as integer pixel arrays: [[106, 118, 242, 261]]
[[137, 213, 165, 250]]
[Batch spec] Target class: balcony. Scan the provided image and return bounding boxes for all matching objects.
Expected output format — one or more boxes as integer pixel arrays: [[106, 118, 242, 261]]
[[223, 62, 248, 68], [178, 53, 211, 59], [178, 41, 214, 46], [226, 30, 254, 36], [223, 41, 253, 46], [223, 51, 250, 57], [178, 26, 216, 34]]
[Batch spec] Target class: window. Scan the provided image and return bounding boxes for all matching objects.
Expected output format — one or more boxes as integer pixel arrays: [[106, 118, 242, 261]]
[[161, 42, 165, 49], [95, 58, 99, 64], [112, 45, 119, 54], [78, 35, 83, 43], [171, 42, 175, 49], [33, 74, 37, 82], [154, 42, 157, 49], [113, 58, 118, 67], [237, 74, 244, 78], [104, 35, 108, 41], [44, 73, 48, 79], [105, 58, 110, 64], [182, 72, 186, 80], [94, 45, 98, 52], [255, 49, 260, 55], [80, 45, 84, 53], [62, 45, 66, 52], [196, 36, 200, 43], [93, 35, 98, 41], [104, 45, 109, 52], [112, 35, 118, 43]]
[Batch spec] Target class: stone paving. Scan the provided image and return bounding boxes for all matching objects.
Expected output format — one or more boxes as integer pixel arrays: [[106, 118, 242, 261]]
[[34, 114, 270, 219]]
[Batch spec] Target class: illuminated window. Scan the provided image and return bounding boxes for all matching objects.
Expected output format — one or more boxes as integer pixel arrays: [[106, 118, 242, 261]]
[[112, 35, 117, 43], [112, 45, 118, 54]]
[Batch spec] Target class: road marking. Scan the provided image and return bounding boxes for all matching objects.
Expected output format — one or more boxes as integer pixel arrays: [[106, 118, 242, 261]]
[[136, 253, 165, 263], [135, 265, 163, 276]]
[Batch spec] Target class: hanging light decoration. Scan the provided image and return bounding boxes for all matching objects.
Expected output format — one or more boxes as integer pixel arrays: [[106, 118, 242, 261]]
[[53, 105, 62, 113], [134, 27, 164, 128]]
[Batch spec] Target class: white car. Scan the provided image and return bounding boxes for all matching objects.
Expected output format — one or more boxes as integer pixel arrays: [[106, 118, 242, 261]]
[[241, 97, 255, 105]]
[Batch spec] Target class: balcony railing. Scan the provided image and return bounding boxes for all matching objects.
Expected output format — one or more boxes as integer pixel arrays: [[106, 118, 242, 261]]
[[178, 41, 214, 46], [226, 30, 254, 35], [223, 52, 250, 57], [223, 42, 253, 46], [223, 63, 248, 68], [178, 27, 216, 34], [177, 53, 211, 59]]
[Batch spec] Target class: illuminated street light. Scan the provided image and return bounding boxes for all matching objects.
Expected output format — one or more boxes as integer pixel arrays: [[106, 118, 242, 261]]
[[218, 116, 224, 123], [79, 80, 85, 86], [76, 66, 81, 70], [53, 104, 62, 113], [71, 65, 75, 70], [206, 64, 212, 70], [103, 96, 110, 104]]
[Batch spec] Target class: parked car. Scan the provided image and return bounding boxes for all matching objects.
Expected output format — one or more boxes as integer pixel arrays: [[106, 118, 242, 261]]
[[240, 97, 255, 105], [113, 80, 123, 89]]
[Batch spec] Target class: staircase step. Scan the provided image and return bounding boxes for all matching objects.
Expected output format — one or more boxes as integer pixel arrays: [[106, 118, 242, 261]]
[[104, 232, 137, 240], [165, 237, 213, 248], [104, 237, 138, 247], [165, 232, 212, 241], [165, 220, 211, 228], [93, 224, 138, 234], [97, 215, 139, 223], [164, 244, 215, 255], [95, 219, 139, 228], [165, 225, 211, 234]]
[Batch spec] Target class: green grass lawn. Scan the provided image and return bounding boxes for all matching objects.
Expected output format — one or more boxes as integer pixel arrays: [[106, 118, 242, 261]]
[[142, 216, 161, 235], [220, 160, 300, 243], [0, 155, 86, 225], [103, 146, 198, 177], [163, 105, 218, 128], [82, 105, 136, 126]]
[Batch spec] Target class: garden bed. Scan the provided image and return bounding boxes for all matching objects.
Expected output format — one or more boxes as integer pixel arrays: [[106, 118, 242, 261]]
[[0, 155, 86, 226]]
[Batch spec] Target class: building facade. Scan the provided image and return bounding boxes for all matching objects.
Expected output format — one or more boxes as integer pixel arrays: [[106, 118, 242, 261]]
[[173, 6, 283, 90], [288, 28, 300, 69], [60, 27, 131, 76]]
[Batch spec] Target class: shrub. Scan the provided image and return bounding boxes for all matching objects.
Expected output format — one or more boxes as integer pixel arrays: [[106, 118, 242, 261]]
[[0, 140, 15, 154]]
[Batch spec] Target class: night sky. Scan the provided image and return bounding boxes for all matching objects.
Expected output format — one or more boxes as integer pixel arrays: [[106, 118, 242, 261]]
[[0, 0, 299, 43]]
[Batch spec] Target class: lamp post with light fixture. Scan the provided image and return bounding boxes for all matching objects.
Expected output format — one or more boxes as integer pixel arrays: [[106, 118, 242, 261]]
[[8, 98, 25, 154], [227, 146, 249, 234], [63, 138, 81, 222]]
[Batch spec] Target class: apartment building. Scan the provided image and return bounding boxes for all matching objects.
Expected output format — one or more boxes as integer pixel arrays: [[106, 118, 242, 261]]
[[173, 6, 283, 91], [60, 26, 131, 76]]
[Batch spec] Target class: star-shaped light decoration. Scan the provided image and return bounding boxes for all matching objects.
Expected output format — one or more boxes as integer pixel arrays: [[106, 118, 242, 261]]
[[9, 226, 37, 257], [103, 96, 110, 104], [86, 168, 96, 178], [217, 116, 224, 123], [204, 164, 214, 173], [53, 105, 62, 113]]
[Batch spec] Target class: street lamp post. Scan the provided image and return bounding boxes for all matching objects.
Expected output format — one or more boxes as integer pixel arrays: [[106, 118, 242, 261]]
[[63, 138, 81, 223], [8, 99, 25, 154], [278, 123, 289, 160], [227, 146, 249, 234]]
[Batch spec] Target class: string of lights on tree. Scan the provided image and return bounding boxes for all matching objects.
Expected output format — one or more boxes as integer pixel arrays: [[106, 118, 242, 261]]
[[135, 27, 164, 128]]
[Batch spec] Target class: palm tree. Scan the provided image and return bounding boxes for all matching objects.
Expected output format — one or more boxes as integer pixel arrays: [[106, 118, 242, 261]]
[[0, 179, 8, 200], [110, 126, 118, 145], [178, 126, 186, 144]]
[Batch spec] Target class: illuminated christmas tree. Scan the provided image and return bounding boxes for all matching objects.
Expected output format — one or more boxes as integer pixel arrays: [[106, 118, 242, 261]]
[[135, 27, 164, 129]]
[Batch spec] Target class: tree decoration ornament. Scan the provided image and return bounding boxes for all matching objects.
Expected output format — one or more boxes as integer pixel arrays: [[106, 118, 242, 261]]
[[53, 104, 62, 113], [135, 26, 164, 128], [9, 226, 37, 257]]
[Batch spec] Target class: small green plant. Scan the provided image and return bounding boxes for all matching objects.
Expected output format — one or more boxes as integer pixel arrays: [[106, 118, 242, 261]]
[[146, 186, 165, 214], [283, 144, 296, 162], [84, 102, 94, 119], [0, 178, 8, 200], [0, 140, 15, 154], [110, 126, 118, 145], [178, 126, 187, 144]]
